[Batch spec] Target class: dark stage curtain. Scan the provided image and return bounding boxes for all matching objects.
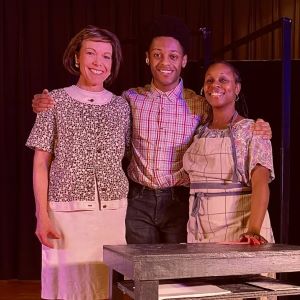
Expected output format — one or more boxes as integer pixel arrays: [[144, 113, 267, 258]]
[[1, 0, 299, 279]]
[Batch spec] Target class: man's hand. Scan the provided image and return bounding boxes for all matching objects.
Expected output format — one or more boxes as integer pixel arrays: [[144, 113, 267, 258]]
[[32, 89, 55, 113], [253, 118, 272, 139]]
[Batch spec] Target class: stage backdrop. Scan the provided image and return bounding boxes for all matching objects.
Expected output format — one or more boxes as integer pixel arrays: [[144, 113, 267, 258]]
[[1, 0, 299, 279]]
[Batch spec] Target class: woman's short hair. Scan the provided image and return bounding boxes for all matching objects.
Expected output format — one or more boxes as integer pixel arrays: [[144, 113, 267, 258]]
[[63, 25, 122, 86]]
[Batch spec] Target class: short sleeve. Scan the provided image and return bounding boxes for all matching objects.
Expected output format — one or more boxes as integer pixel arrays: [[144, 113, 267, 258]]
[[248, 135, 275, 182], [25, 107, 56, 153]]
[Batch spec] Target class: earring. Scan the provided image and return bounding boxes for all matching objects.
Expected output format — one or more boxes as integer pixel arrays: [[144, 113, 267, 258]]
[[75, 55, 79, 68], [145, 57, 149, 65], [200, 87, 204, 96], [235, 95, 239, 102]]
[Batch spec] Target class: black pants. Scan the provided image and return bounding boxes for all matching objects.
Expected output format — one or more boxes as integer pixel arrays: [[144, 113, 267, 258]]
[[125, 180, 189, 244]]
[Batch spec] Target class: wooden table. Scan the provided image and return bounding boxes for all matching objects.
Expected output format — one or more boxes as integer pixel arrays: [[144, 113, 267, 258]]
[[103, 243, 300, 299]]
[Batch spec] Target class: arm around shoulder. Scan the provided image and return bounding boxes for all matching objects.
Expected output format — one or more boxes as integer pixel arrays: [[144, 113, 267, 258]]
[[32, 89, 55, 113], [253, 118, 272, 139]]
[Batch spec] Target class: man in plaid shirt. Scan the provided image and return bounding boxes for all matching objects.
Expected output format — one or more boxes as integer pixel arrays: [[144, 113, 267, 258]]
[[122, 15, 208, 244]]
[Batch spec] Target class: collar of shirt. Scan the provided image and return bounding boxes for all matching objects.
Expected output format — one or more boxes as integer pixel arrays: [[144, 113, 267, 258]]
[[150, 78, 184, 103], [65, 85, 113, 105]]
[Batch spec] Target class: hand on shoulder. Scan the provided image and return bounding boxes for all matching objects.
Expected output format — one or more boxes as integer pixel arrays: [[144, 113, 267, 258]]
[[32, 89, 55, 113], [252, 118, 272, 140]]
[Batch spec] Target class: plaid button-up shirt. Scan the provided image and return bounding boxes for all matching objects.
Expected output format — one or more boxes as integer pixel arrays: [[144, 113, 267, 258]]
[[122, 80, 208, 189]]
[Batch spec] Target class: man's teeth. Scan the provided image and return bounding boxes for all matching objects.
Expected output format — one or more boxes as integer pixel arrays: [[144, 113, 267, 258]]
[[211, 92, 222, 96], [160, 70, 172, 74]]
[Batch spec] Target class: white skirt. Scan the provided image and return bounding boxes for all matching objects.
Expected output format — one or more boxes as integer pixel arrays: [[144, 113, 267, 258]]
[[41, 200, 127, 300]]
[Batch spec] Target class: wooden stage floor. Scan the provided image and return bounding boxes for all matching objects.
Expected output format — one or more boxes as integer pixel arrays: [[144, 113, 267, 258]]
[[0, 280, 41, 300], [0, 280, 131, 299]]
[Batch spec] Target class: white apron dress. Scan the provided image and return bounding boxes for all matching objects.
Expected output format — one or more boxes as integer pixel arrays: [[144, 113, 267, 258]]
[[183, 115, 274, 244]]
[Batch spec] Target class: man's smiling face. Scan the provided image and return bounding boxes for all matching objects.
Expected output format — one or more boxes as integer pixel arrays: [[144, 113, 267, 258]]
[[147, 36, 187, 92]]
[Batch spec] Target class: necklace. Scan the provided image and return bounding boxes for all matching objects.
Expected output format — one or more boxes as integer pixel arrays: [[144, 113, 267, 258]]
[[210, 110, 238, 129]]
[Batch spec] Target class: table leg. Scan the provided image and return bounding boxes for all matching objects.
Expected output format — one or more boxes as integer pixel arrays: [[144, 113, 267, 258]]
[[110, 268, 124, 299], [134, 280, 159, 300]]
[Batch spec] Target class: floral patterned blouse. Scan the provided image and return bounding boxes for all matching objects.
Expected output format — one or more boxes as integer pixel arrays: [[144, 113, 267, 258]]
[[26, 87, 131, 211]]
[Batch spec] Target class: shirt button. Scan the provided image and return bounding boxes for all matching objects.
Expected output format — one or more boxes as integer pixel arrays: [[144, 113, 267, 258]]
[[102, 205, 107, 208]]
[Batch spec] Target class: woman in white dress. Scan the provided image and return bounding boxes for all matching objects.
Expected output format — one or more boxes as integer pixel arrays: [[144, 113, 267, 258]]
[[183, 61, 274, 245], [26, 25, 131, 300]]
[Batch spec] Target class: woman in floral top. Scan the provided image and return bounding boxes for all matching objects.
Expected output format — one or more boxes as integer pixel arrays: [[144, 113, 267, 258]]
[[26, 26, 130, 300], [183, 61, 274, 245]]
